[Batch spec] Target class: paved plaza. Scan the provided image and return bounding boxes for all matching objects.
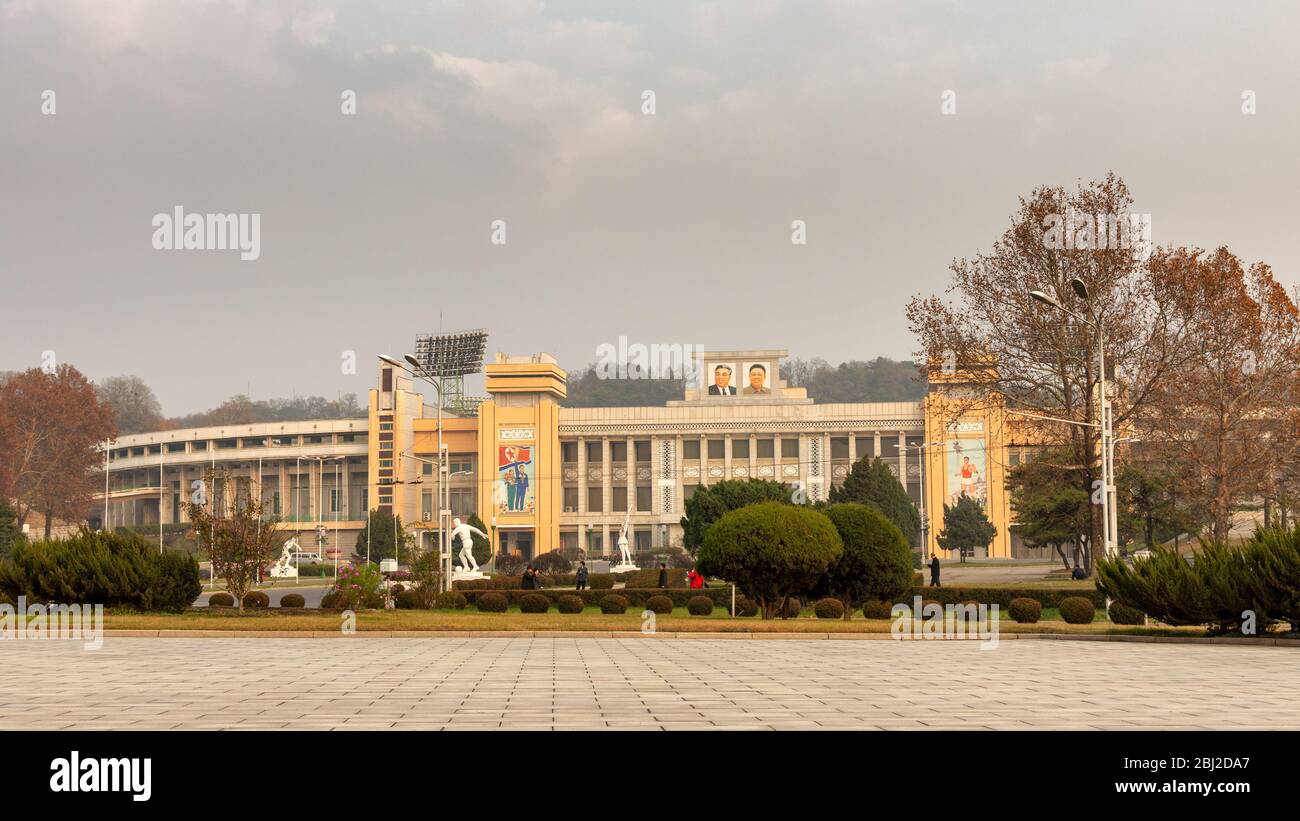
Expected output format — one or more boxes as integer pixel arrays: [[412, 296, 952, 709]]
[[1, 637, 1297, 730]]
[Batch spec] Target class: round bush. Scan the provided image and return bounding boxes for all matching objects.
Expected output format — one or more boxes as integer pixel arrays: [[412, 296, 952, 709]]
[[519, 593, 550, 613], [589, 574, 615, 590], [208, 592, 235, 607], [557, 594, 584, 614], [319, 590, 342, 610], [1008, 597, 1042, 624], [435, 591, 467, 610], [822, 503, 914, 605], [862, 600, 894, 619], [780, 597, 802, 619], [476, 592, 508, 613], [279, 593, 306, 608], [813, 597, 845, 619], [1108, 600, 1145, 625], [734, 596, 759, 617], [390, 584, 405, 595], [1058, 596, 1096, 624], [242, 591, 270, 609], [687, 596, 713, 616], [645, 595, 674, 615], [395, 589, 422, 609], [599, 594, 629, 615]]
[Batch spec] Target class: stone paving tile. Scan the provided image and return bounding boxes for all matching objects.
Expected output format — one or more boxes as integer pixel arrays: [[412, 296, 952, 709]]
[[0, 637, 1297, 730]]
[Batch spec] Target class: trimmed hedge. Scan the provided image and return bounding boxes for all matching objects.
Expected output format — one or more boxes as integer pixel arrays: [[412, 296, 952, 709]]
[[599, 594, 629, 614], [644, 595, 674, 615], [780, 597, 802, 619], [1008, 597, 1042, 623], [320, 590, 343, 610], [436, 591, 468, 610], [894, 586, 1106, 609], [395, 589, 421, 609], [279, 593, 306, 608], [242, 591, 270, 609], [1108, 600, 1145, 625], [519, 593, 550, 613], [589, 574, 615, 590], [813, 598, 845, 619], [209, 592, 235, 607], [1058, 596, 1096, 624], [452, 586, 734, 610], [477, 592, 508, 613], [862, 600, 894, 619], [734, 596, 759, 617], [557, 594, 584, 614], [687, 596, 713, 616], [626, 567, 687, 589]]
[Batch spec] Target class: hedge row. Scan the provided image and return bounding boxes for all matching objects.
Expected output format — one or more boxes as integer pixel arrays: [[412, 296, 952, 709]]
[[894, 586, 1105, 609], [453, 570, 638, 591], [455, 587, 733, 609]]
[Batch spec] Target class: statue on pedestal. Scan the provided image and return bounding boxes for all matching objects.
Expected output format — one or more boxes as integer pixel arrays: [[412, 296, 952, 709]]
[[450, 517, 490, 579], [270, 537, 299, 578], [611, 513, 639, 572]]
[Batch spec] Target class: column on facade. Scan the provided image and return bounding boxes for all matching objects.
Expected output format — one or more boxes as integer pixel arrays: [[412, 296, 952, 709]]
[[699, 434, 708, 487], [723, 433, 733, 479], [277, 461, 288, 519], [673, 434, 684, 519], [848, 431, 857, 464], [897, 431, 907, 487], [625, 435, 635, 515], [308, 462, 320, 523], [749, 432, 758, 478]]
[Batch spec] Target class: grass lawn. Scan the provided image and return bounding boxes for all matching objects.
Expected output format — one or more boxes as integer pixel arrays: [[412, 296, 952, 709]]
[[94, 605, 1206, 636]]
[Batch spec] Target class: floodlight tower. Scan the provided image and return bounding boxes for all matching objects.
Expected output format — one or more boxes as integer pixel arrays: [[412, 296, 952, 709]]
[[384, 328, 488, 591]]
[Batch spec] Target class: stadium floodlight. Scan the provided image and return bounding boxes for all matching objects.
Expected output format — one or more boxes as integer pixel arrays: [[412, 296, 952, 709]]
[[413, 328, 488, 378]]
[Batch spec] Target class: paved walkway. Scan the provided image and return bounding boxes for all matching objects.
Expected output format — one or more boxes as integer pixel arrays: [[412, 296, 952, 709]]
[[1, 638, 1296, 730]]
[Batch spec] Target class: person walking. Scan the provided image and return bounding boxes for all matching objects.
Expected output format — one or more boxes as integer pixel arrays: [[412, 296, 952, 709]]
[[929, 553, 941, 588], [575, 560, 588, 591], [657, 562, 668, 589], [521, 565, 535, 590]]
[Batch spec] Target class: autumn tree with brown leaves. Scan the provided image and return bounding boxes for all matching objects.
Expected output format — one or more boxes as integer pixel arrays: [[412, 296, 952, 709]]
[[0, 364, 116, 539]]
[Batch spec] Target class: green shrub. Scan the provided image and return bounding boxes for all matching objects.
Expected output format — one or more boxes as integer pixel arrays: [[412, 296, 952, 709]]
[[242, 591, 270, 609], [557, 594, 584, 614], [519, 593, 550, 613], [589, 574, 614, 590], [532, 550, 571, 573], [144, 550, 203, 613], [813, 597, 845, 619], [435, 591, 468, 610], [780, 597, 802, 619], [1058, 596, 1095, 624], [862, 600, 894, 619], [1098, 543, 1255, 631], [696, 502, 843, 619], [626, 567, 687, 588], [734, 596, 758, 617], [395, 589, 422, 609], [319, 590, 342, 609], [599, 594, 629, 614], [477, 592, 508, 613], [687, 596, 713, 616], [209, 592, 235, 607], [1007, 597, 1042, 623], [1107, 600, 1145, 625], [390, 584, 405, 595], [645, 595, 674, 615], [1245, 528, 1300, 630], [818, 503, 913, 614], [279, 593, 306, 608]]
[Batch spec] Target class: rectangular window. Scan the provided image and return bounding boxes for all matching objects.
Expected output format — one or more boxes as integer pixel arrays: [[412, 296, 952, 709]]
[[587, 487, 603, 513], [612, 486, 627, 512], [450, 488, 474, 517], [855, 437, 875, 458], [272, 491, 281, 516], [634, 440, 650, 462], [707, 439, 725, 459], [636, 485, 651, 511], [757, 438, 774, 458], [421, 491, 433, 520], [563, 486, 578, 511], [561, 442, 577, 462], [682, 483, 698, 501], [683, 440, 700, 460], [380, 459, 393, 469], [731, 438, 749, 459], [379, 422, 393, 431], [781, 438, 799, 458], [586, 441, 603, 463], [634, 528, 652, 551], [330, 489, 341, 513], [831, 437, 850, 459], [610, 441, 627, 462]]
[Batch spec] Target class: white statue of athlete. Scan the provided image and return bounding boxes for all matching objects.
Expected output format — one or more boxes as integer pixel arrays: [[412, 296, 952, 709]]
[[617, 513, 633, 566], [450, 517, 488, 572]]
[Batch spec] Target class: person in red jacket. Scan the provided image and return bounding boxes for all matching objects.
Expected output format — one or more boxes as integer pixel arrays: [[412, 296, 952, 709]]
[[688, 569, 705, 589]]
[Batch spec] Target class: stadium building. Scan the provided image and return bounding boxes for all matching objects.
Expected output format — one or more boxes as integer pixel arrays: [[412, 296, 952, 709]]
[[99, 345, 1039, 561]]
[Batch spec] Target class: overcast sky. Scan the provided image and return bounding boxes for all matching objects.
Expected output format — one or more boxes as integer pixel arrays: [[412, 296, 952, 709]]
[[3, 0, 1298, 415]]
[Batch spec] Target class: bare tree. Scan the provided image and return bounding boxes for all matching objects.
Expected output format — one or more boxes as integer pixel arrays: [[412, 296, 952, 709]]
[[183, 471, 282, 611]]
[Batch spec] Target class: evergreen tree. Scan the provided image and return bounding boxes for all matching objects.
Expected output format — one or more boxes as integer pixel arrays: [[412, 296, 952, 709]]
[[937, 494, 997, 562], [681, 479, 793, 554], [0, 498, 23, 559], [354, 509, 408, 564], [828, 457, 921, 547]]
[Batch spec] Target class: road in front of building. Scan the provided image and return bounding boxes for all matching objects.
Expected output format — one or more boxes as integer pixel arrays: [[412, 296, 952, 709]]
[[1, 637, 1296, 730], [192, 584, 331, 608]]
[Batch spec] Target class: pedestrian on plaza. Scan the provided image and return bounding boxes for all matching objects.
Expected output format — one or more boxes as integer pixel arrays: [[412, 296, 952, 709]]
[[576, 560, 589, 591], [929, 553, 941, 587], [657, 563, 668, 589], [521, 565, 535, 590], [686, 569, 698, 588]]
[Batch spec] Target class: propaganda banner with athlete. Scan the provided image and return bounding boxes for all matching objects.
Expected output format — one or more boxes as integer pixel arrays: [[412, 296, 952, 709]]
[[497, 445, 534, 515], [946, 438, 988, 506]]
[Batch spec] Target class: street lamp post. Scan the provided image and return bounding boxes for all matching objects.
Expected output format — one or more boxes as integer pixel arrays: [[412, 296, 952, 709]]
[[1029, 280, 1116, 560]]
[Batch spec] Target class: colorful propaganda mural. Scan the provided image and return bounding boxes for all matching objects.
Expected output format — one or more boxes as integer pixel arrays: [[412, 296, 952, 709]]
[[497, 445, 534, 514]]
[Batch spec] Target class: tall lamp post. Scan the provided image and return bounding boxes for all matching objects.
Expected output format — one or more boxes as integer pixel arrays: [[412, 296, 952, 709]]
[[900, 441, 942, 559], [1029, 279, 1117, 560]]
